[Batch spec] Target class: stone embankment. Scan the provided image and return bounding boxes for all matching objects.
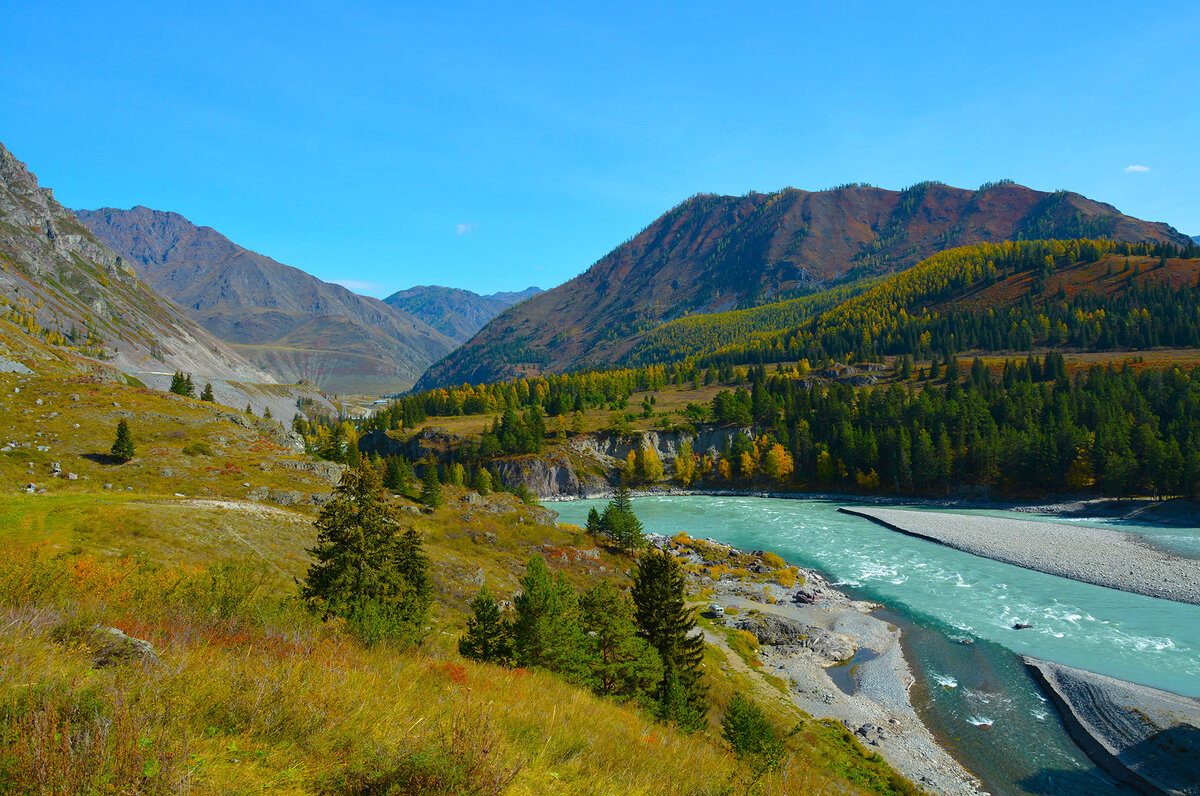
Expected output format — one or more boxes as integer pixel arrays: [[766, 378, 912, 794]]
[[659, 534, 985, 795], [1024, 657, 1200, 796], [840, 506, 1200, 606]]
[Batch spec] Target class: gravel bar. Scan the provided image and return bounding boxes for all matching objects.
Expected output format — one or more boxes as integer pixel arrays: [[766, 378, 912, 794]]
[[1024, 656, 1200, 796], [838, 506, 1200, 606]]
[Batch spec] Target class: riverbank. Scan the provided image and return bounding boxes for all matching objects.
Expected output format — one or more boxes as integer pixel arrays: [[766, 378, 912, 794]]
[[839, 506, 1200, 606], [1024, 657, 1200, 796], [545, 487, 1200, 527], [656, 533, 986, 795]]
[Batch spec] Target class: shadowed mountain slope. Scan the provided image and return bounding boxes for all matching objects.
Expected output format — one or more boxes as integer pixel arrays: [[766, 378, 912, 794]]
[[76, 206, 457, 394], [416, 182, 1190, 389], [383, 284, 541, 343]]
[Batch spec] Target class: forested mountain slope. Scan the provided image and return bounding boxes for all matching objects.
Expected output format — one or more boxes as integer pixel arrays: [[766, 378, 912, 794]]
[[0, 142, 270, 383], [416, 182, 1191, 389], [383, 284, 541, 343], [696, 239, 1200, 368], [76, 206, 457, 394]]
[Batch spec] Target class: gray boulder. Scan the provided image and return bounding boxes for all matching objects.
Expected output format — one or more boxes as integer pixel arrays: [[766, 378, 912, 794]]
[[91, 626, 159, 668]]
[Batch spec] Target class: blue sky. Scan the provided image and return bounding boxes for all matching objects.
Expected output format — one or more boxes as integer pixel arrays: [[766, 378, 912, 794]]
[[2, 1, 1197, 296]]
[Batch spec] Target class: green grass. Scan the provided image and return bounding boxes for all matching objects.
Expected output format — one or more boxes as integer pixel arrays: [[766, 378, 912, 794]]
[[0, 317, 922, 795]]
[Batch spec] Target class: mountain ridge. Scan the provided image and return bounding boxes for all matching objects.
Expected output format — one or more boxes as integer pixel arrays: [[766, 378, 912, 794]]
[[76, 205, 458, 394], [0, 142, 271, 384], [383, 284, 541, 343], [415, 181, 1191, 390]]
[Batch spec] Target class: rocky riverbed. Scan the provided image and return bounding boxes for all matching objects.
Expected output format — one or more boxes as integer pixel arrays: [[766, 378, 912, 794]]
[[1024, 657, 1200, 796], [840, 506, 1200, 606], [655, 533, 987, 795]]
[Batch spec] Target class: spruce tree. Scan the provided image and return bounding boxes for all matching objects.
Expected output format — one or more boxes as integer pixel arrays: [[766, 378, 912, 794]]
[[110, 418, 135, 463], [585, 506, 602, 535], [599, 484, 645, 552], [383, 456, 403, 491], [420, 463, 443, 508], [580, 580, 662, 696], [394, 527, 433, 612], [632, 548, 707, 729], [200, 382, 215, 402], [721, 692, 784, 763], [183, 374, 196, 398], [475, 467, 492, 496], [458, 586, 513, 665], [302, 464, 428, 646], [512, 555, 595, 686]]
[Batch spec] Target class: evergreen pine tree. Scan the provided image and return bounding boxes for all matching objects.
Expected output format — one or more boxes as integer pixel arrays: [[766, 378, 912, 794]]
[[458, 586, 513, 665], [585, 506, 602, 535], [512, 555, 596, 686], [245, 403, 253, 415], [183, 374, 196, 398], [475, 467, 492, 496], [302, 464, 427, 646], [200, 382, 215, 402], [110, 418, 135, 463], [264, 405, 273, 420], [599, 484, 645, 552], [420, 464, 443, 508], [169, 371, 188, 396], [580, 580, 662, 696], [632, 548, 707, 729], [394, 527, 433, 612], [383, 456, 403, 491]]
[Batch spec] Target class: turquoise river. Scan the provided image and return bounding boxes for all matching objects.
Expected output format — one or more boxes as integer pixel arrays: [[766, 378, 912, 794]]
[[553, 496, 1200, 796]]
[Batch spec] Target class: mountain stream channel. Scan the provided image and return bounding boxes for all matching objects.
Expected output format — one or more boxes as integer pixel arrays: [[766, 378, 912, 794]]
[[553, 496, 1200, 796]]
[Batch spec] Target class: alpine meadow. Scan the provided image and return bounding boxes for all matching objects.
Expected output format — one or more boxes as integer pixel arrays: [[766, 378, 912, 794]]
[[2, 4, 1200, 796]]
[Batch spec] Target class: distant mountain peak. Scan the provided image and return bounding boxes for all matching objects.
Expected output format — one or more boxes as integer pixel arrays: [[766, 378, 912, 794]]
[[416, 181, 1191, 390], [383, 284, 542, 344], [76, 205, 458, 394]]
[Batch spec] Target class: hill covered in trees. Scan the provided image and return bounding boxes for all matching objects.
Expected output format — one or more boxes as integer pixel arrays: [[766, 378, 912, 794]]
[[416, 183, 1191, 389], [689, 239, 1200, 369]]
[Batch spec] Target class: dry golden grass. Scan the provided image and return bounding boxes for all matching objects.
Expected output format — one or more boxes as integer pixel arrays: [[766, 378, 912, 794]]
[[0, 319, 919, 795]]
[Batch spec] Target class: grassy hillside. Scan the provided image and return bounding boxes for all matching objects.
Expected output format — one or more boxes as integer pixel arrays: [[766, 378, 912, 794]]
[[0, 317, 918, 795]]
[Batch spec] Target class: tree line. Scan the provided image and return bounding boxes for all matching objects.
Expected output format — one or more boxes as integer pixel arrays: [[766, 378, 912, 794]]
[[693, 239, 1200, 370], [674, 358, 1200, 498], [459, 544, 707, 730]]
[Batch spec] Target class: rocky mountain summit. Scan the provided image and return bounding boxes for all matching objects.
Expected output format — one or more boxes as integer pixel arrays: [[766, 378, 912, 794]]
[[417, 181, 1192, 389], [75, 206, 458, 394], [384, 284, 541, 343], [0, 142, 269, 383]]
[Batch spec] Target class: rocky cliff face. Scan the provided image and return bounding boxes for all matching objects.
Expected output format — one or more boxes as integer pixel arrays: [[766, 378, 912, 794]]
[[0, 142, 271, 383], [359, 424, 755, 499]]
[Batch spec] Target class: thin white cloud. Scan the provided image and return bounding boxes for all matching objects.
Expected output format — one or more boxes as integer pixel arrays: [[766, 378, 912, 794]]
[[332, 278, 385, 294], [456, 221, 479, 235], [1124, 165, 1150, 173]]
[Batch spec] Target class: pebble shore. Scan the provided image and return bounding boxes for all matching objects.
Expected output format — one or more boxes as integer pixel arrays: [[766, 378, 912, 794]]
[[662, 534, 987, 795], [1024, 657, 1200, 796], [839, 506, 1200, 606]]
